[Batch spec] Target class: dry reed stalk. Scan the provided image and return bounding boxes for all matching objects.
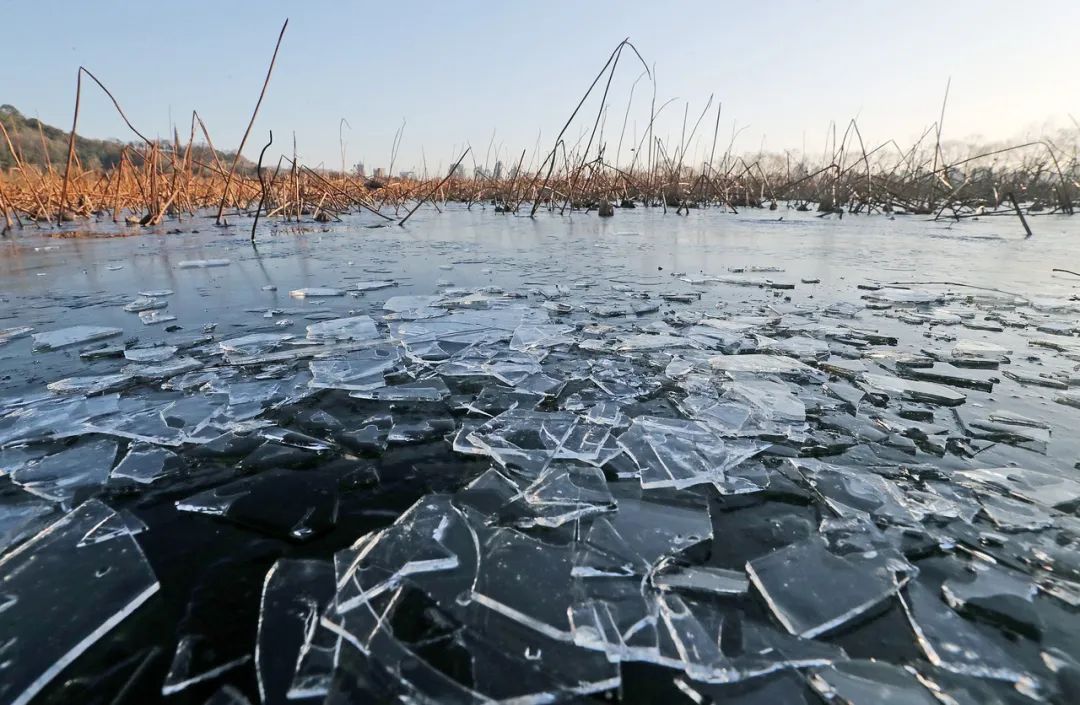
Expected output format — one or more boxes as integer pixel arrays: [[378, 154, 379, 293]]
[[215, 19, 288, 226]]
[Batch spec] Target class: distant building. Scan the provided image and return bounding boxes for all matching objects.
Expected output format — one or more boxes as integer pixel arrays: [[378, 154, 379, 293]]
[[373, 167, 386, 179], [473, 166, 488, 180], [493, 160, 504, 180], [353, 162, 365, 178], [399, 170, 416, 180], [450, 164, 466, 179]]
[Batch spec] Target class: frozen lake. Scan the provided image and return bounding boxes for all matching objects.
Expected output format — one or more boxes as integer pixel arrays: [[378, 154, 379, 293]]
[[1, 206, 1079, 704]]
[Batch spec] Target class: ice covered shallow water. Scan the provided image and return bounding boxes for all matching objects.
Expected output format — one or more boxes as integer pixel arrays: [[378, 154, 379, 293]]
[[1, 207, 1080, 703]]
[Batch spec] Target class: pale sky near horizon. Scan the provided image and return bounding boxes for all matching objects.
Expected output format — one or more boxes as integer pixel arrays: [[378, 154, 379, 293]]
[[2, 0, 1077, 174]]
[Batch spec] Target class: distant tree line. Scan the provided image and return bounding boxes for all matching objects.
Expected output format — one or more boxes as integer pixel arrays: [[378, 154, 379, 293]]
[[0, 104, 251, 172]]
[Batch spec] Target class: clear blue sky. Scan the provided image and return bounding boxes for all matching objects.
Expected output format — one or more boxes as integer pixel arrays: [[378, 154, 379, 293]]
[[3, 0, 1077, 174]]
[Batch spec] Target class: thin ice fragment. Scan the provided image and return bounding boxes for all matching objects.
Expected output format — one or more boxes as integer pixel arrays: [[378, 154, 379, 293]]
[[350, 376, 451, 402], [809, 660, 939, 705], [0, 500, 159, 705], [746, 537, 912, 638], [305, 315, 379, 342], [177, 259, 230, 268], [860, 372, 966, 406], [11, 438, 117, 505], [32, 325, 123, 351], [109, 443, 181, 484], [617, 416, 767, 489], [176, 469, 339, 541], [256, 559, 335, 705], [901, 582, 1033, 683], [308, 346, 401, 391], [652, 563, 749, 596]]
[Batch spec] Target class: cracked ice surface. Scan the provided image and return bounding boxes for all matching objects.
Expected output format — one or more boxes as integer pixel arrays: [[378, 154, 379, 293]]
[[2, 212, 1080, 704]]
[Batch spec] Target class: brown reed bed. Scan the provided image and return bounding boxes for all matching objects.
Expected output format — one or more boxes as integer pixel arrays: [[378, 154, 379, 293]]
[[1, 29, 1077, 238]]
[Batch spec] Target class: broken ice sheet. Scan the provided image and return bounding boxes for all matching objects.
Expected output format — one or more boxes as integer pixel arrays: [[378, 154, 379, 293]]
[[381, 294, 444, 318], [582, 486, 714, 569], [651, 562, 749, 597], [977, 493, 1055, 532], [809, 660, 939, 705], [123, 296, 167, 313], [352, 279, 397, 292], [437, 346, 542, 383], [0, 393, 120, 447], [350, 376, 450, 402], [860, 372, 966, 406], [901, 581, 1033, 684], [256, 559, 335, 705], [509, 323, 575, 352], [956, 467, 1080, 509], [470, 527, 577, 639], [0, 492, 55, 554], [952, 339, 1010, 363], [82, 396, 187, 446], [219, 332, 295, 358], [123, 356, 203, 382], [709, 353, 816, 376], [176, 468, 339, 541], [308, 346, 402, 391], [941, 564, 1038, 635], [694, 375, 808, 439], [466, 409, 611, 474], [109, 443, 181, 484], [138, 310, 177, 325], [305, 315, 379, 342], [464, 384, 544, 416], [388, 417, 455, 444], [11, 437, 117, 506], [0, 499, 159, 705], [123, 345, 178, 363], [0, 326, 34, 346], [177, 258, 230, 268], [162, 634, 251, 696], [792, 459, 919, 526], [616, 333, 695, 352], [517, 463, 615, 527], [203, 686, 253, 705], [32, 325, 123, 351], [616, 416, 768, 490], [47, 373, 135, 396], [758, 335, 830, 360], [746, 537, 913, 638], [289, 287, 345, 298]]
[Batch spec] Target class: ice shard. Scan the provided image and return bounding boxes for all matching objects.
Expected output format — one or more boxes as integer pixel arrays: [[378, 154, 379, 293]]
[[0, 500, 159, 705]]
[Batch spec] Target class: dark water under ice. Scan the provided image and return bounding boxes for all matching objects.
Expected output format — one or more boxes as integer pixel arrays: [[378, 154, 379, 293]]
[[1, 206, 1080, 704]]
